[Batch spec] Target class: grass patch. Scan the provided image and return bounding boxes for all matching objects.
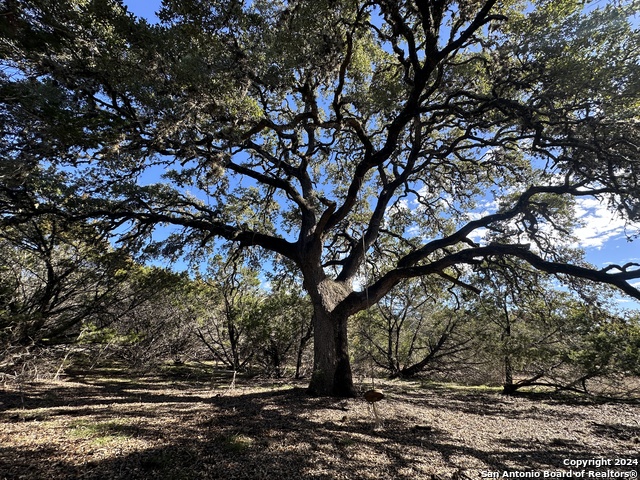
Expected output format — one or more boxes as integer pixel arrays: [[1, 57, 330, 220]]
[[160, 361, 216, 381], [9, 408, 53, 422], [221, 433, 255, 453], [67, 419, 135, 444], [419, 380, 503, 393]]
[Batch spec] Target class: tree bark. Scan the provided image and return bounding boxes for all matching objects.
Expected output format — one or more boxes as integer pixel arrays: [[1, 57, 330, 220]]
[[308, 306, 356, 397], [306, 279, 356, 397]]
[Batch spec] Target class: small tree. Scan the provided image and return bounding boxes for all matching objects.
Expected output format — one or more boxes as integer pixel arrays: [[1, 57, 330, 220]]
[[470, 261, 639, 395], [90, 265, 195, 369], [0, 218, 131, 349], [0, 215, 192, 373], [192, 256, 263, 372], [355, 276, 476, 378], [250, 286, 313, 378], [562, 312, 640, 395]]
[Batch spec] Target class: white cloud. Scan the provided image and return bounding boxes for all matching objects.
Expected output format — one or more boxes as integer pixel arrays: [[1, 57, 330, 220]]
[[572, 198, 627, 249], [465, 196, 630, 251], [468, 227, 488, 244], [259, 275, 272, 292]]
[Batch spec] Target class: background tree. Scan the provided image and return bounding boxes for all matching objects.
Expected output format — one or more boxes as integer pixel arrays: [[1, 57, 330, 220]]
[[84, 264, 195, 370], [250, 284, 313, 378], [354, 276, 476, 378], [1, 0, 639, 395], [192, 255, 264, 373], [557, 309, 640, 396], [468, 261, 640, 395], [0, 215, 189, 373], [0, 218, 130, 350]]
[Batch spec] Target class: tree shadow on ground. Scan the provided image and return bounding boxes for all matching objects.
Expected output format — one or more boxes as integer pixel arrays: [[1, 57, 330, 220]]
[[1, 373, 638, 480]]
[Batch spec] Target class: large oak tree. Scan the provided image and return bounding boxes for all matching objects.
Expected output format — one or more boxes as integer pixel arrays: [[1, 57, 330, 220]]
[[1, 0, 639, 395]]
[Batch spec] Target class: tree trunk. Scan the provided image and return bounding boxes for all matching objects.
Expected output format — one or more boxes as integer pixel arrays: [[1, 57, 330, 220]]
[[295, 321, 313, 379], [501, 303, 514, 395], [503, 354, 514, 393], [308, 306, 356, 396]]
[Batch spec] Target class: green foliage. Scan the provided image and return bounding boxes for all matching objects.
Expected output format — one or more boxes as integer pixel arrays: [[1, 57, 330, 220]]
[[570, 315, 640, 378], [0, 217, 133, 347], [250, 285, 312, 377], [0, 214, 195, 372], [2, 0, 640, 395], [187, 253, 313, 376], [468, 261, 640, 394], [221, 433, 255, 453], [98, 265, 196, 368]]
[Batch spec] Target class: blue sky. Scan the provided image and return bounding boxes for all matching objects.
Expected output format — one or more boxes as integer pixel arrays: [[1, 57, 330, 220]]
[[121, 0, 640, 310], [123, 0, 160, 22]]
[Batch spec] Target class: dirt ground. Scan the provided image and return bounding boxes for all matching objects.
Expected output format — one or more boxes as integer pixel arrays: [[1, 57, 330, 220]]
[[1, 368, 639, 479]]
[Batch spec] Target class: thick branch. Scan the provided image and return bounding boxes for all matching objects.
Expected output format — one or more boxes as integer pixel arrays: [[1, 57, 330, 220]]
[[21, 204, 299, 264], [324, 0, 504, 235], [337, 244, 640, 318], [397, 183, 602, 269]]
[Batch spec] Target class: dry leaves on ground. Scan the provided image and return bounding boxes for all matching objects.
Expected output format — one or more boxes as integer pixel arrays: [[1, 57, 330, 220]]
[[1, 370, 639, 479]]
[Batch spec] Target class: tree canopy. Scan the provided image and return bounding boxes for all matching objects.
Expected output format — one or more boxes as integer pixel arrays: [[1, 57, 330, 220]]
[[1, 0, 639, 395]]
